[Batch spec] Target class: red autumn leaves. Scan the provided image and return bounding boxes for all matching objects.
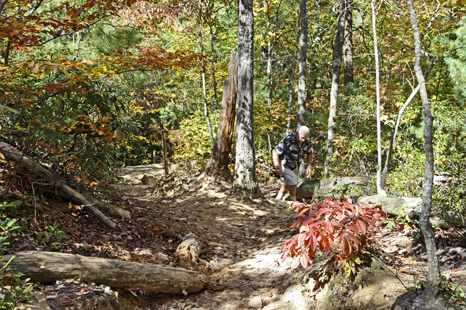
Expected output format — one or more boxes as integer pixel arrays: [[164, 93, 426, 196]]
[[281, 197, 386, 270]]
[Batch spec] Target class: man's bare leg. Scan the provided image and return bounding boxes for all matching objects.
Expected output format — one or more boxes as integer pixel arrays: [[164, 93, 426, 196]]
[[275, 184, 288, 200], [289, 184, 297, 201]]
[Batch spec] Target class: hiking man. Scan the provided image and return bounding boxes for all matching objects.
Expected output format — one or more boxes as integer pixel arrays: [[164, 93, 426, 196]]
[[273, 126, 313, 201]]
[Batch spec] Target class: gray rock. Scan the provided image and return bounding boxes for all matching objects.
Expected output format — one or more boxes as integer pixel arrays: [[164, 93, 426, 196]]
[[248, 296, 262, 309], [357, 195, 422, 216], [141, 175, 156, 185], [157, 253, 170, 262], [297, 176, 375, 200]]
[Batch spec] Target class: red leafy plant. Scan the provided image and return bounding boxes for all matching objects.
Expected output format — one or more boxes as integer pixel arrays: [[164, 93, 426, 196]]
[[281, 197, 385, 279]]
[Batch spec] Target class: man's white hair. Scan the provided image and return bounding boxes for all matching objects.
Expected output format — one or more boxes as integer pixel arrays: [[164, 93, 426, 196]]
[[297, 126, 310, 135]]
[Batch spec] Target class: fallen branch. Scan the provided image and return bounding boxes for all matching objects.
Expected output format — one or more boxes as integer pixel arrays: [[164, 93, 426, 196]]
[[82, 193, 131, 220], [0, 142, 117, 228]]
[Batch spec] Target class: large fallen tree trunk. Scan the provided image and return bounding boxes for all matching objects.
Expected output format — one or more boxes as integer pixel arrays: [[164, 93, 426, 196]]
[[1, 251, 209, 294], [0, 143, 117, 228]]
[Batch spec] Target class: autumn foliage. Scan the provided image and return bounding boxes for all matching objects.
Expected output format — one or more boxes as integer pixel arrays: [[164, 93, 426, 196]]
[[281, 197, 386, 271]]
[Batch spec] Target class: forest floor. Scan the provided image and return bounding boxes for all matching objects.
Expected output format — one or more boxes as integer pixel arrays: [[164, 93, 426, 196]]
[[4, 164, 466, 310]]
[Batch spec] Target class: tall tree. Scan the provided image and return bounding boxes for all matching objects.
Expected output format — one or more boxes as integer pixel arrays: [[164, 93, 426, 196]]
[[233, 0, 262, 198], [343, 0, 353, 89], [408, 0, 440, 290], [199, 1, 215, 148], [371, 0, 384, 195], [207, 1, 219, 110], [324, 2, 346, 172], [286, 21, 300, 134], [297, 0, 308, 128]]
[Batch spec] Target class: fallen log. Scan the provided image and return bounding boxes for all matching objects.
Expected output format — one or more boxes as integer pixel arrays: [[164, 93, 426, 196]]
[[0, 143, 117, 228], [82, 193, 131, 220], [175, 233, 203, 270], [1, 251, 209, 294]]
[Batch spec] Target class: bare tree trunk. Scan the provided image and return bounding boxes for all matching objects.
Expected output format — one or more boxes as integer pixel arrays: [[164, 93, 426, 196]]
[[234, 0, 262, 199], [199, 1, 214, 148], [381, 61, 438, 189], [371, 0, 385, 195], [266, 41, 273, 110], [286, 21, 300, 135], [297, 0, 307, 128], [324, 3, 346, 173], [208, 1, 219, 110], [381, 86, 420, 188], [263, 0, 273, 110], [4, 38, 11, 65], [343, 0, 353, 88], [203, 50, 237, 181], [408, 0, 440, 289]]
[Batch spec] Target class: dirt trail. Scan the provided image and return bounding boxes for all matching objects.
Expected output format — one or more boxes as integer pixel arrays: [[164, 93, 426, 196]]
[[111, 177, 314, 310], [12, 165, 466, 310]]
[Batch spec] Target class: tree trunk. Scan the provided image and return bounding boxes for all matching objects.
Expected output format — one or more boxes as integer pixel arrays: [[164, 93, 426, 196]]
[[234, 0, 262, 199], [324, 3, 346, 172], [381, 85, 420, 188], [408, 0, 440, 288], [371, 0, 385, 195], [297, 0, 308, 128], [208, 1, 219, 110], [0, 143, 117, 228], [286, 21, 300, 135], [203, 50, 237, 181], [1, 251, 209, 294], [209, 21, 219, 110], [175, 233, 203, 270], [343, 0, 353, 89], [381, 61, 438, 189], [199, 1, 215, 148]]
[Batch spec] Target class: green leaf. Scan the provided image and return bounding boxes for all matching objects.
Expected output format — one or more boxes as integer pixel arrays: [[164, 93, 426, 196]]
[[44, 65, 54, 75]]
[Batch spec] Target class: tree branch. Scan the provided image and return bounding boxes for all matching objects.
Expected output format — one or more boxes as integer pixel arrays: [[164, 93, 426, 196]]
[[0, 0, 8, 16], [38, 14, 110, 46], [420, 3, 441, 43]]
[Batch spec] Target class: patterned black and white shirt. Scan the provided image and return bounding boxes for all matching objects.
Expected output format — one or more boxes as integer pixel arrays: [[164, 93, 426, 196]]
[[274, 133, 313, 170]]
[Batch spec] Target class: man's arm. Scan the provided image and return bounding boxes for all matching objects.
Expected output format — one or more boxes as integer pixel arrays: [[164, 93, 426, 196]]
[[272, 149, 283, 177], [306, 153, 313, 177]]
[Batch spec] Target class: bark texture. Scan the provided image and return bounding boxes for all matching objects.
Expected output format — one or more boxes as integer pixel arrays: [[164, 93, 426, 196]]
[[297, 0, 308, 128], [203, 50, 237, 181], [324, 4, 346, 172], [408, 0, 440, 287], [343, 0, 353, 88], [0, 143, 117, 228], [286, 20, 300, 134], [234, 0, 262, 199], [1, 251, 209, 294]]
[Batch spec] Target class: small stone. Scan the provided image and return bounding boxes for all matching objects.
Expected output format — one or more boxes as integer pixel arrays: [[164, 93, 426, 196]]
[[236, 296, 242, 300], [248, 296, 262, 309], [157, 253, 170, 262], [393, 306, 403, 310]]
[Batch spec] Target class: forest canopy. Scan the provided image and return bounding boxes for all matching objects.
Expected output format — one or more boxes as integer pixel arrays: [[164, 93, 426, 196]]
[[0, 0, 465, 197]]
